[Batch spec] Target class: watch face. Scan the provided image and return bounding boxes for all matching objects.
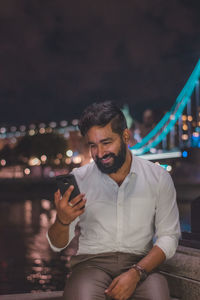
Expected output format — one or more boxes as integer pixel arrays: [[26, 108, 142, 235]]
[[140, 270, 148, 281]]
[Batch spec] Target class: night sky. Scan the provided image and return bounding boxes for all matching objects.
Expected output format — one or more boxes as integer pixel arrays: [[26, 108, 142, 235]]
[[0, 0, 200, 126]]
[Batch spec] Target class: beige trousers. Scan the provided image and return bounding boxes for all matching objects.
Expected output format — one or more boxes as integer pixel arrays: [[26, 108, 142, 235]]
[[63, 252, 170, 300]]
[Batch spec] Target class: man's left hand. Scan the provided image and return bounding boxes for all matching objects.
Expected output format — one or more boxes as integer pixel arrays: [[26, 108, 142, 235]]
[[105, 268, 140, 300]]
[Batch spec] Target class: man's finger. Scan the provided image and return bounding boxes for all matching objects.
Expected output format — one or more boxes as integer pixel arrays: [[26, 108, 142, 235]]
[[54, 189, 61, 207], [74, 207, 85, 218], [69, 193, 85, 206], [62, 185, 74, 201], [73, 198, 86, 210], [105, 277, 118, 293]]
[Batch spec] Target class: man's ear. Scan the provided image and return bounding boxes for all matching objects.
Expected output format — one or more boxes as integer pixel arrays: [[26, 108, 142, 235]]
[[123, 129, 130, 144]]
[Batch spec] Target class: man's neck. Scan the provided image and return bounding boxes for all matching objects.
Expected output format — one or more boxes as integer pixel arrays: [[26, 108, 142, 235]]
[[108, 150, 132, 186]]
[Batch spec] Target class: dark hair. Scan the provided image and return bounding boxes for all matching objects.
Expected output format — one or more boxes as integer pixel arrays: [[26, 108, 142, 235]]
[[78, 101, 127, 136]]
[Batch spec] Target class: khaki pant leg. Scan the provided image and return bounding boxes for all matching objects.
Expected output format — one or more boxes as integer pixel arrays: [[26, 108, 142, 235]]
[[63, 264, 112, 300], [132, 272, 170, 300]]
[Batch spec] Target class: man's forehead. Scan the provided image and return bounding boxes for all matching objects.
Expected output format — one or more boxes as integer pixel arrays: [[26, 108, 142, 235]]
[[86, 123, 118, 142]]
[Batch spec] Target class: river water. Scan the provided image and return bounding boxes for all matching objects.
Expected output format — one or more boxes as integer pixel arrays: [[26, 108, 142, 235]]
[[0, 181, 197, 295]]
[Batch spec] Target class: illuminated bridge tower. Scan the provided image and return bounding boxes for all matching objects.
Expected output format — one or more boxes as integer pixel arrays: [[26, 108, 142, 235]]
[[130, 59, 200, 159]]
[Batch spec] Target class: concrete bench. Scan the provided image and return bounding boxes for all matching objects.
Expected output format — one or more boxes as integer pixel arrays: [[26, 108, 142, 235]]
[[159, 245, 200, 300], [0, 291, 179, 300], [0, 291, 63, 300]]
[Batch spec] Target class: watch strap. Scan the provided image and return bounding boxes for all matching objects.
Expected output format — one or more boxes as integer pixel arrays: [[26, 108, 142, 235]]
[[131, 264, 148, 281]]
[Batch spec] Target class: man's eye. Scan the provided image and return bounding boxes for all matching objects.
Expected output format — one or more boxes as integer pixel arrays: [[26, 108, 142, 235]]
[[103, 142, 111, 145]]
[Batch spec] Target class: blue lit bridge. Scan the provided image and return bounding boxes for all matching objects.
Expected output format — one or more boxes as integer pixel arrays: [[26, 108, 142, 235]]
[[0, 60, 200, 163], [130, 59, 200, 160]]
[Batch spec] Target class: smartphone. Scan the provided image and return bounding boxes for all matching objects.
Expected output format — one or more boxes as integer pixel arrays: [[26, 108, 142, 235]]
[[56, 174, 80, 202]]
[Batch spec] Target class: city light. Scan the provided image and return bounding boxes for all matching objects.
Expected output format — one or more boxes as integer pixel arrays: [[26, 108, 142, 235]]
[[19, 125, 26, 132], [72, 119, 79, 126], [166, 165, 172, 172], [188, 115, 193, 122], [193, 132, 199, 138], [170, 114, 175, 120], [0, 127, 6, 134], [39, 128, 45, 134], [182, 124, 188, 131], [39, 123, 46, 128], [49, 171, 55, 177], [182, 151, 188, 158], [49, 122, 57, 128], [54, 158, 60, 165], [29, 157, 41, 166], [60, 120, 68, 127], [182, 134, 188, 140], [29, 124, 36, 129], [150, 148, 157, 154], [72, 155, 82, 164], [57, 153, 63, 159], [40, 155, 47, 162], [46, 127, 53, 133], [29, 129, 35, 136], [66, 150, 73, 157], [65, 158, 71, 165], [10, 126, 17, 132], [11, 137, 17, 144], [0, 159, 6, 166], [24, 168, 31, 175]]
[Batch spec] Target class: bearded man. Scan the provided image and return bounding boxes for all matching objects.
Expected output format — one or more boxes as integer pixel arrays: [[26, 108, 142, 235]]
[[47, 101, 180, 300]]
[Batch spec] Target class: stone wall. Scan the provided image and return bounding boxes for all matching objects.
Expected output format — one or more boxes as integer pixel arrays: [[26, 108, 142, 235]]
[[159, 245, 200, 300]]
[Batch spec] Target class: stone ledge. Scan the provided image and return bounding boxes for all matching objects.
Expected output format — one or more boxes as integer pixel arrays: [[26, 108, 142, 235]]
[[0, 291, 179, 300], [0, 291, 63, 300], [159, 245, 200, 300]]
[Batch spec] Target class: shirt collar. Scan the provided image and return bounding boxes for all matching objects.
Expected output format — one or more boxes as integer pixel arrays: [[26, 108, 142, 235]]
[[129, 152, 138, 175]]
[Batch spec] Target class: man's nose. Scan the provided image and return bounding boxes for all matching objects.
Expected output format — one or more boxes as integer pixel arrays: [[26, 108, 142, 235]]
[[96, 145, 104, 158]]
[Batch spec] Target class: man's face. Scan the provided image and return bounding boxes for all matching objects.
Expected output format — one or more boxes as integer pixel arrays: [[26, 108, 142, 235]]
[[86, 123, 127, 174]]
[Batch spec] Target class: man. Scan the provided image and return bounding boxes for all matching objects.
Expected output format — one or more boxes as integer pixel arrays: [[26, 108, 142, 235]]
[[47, 101, 181, 300]]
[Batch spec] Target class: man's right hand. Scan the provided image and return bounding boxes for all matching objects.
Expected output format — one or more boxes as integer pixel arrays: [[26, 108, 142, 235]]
[[54, 186, 86, 225]]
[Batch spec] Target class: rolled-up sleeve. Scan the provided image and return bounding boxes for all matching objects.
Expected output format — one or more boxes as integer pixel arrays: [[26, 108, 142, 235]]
[[46, 218, 78, 252], [154, 171, 181, 260]]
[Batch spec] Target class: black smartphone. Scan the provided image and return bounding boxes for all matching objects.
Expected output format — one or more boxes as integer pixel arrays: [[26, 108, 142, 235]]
[[56, 174, 80, 202]]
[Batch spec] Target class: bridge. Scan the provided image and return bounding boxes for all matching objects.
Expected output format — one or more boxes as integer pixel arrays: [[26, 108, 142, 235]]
[[130, 59, 200, 160], [1, 60, 200, 163]]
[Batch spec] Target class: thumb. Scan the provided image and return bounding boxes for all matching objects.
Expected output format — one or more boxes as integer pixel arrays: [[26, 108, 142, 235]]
[[105, 277, 119, 293]]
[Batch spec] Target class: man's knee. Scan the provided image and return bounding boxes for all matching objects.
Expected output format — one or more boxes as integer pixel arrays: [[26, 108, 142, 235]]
[[63, 266, 112, 300], [133, 272, 170, 300]]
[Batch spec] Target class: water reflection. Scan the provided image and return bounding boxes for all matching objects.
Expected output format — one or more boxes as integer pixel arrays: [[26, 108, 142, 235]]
[[0, 197, 70, 295]]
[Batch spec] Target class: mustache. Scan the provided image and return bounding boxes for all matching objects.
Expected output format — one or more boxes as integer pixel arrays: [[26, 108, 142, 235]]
[[95, 153, 115, 161]]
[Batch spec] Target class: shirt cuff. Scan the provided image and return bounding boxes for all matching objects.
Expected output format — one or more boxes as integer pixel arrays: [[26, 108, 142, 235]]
[[154, 235, 179, 260], [46, 231, 68, 252]]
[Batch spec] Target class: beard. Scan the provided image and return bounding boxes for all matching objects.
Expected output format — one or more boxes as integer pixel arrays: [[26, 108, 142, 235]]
[[94, 139, 127, 174]]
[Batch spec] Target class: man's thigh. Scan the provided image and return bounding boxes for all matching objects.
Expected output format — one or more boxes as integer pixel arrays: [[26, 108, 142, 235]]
[[131, 272, 170, 300], [63, 265, 112, 300]]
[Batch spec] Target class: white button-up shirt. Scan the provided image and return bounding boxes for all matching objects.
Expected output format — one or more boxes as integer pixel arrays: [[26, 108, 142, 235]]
[[47, 154, 181, 260]]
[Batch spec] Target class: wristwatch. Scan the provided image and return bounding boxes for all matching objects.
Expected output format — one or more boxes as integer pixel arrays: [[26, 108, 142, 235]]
[[131, 264, 148, 281]]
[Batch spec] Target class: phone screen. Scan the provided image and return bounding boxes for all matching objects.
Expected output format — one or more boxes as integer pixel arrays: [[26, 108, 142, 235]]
[[56, 174, 80, 202]]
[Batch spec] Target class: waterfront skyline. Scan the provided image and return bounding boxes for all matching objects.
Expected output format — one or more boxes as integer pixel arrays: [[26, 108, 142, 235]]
[[0, 0, 200, 125]]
